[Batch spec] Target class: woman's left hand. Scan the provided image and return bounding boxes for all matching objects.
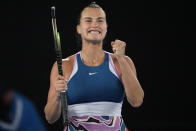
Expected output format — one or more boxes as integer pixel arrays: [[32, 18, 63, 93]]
[[111, 39, 126, 59]]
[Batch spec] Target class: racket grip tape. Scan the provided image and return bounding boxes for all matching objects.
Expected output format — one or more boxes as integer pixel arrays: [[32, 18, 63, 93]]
[[60, 91, 69, 125]]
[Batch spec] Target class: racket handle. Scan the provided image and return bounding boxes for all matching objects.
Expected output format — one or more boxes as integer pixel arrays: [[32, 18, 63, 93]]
[[51, 6, 56, 18], [60, 91, 69, 125], [56, 50, 63, 76]]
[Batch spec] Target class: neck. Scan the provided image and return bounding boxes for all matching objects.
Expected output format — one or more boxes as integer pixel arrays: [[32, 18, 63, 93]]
[[81, 42, 105, 65]]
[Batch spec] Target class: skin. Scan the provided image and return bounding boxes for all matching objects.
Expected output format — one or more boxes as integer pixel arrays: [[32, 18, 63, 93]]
[[0, 90, 14, 121], [44, 7, 144, 124], [0, 90, 14, 106]]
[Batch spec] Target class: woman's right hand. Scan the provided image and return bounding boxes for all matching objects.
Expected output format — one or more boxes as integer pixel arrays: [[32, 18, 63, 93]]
[[54, 75, 68, 99]]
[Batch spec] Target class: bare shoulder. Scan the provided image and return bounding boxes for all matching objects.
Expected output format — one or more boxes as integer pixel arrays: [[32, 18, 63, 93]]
[[110, 53, 134, 65], [62, 54, 75, 68], [51, 54, 76, 79], [109, 53, 118, 64], [61, 54, 76, 78], [109, 53, 136, 75]]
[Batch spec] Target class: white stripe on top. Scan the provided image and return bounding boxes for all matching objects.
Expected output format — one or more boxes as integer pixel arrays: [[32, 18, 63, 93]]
[[68, 53, 78, 82], [68, 101, 122, 117], [108, 53, 120, 79]]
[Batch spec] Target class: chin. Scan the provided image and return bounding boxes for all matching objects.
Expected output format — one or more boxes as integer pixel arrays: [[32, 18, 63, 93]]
[[85, 38, 102, 45]]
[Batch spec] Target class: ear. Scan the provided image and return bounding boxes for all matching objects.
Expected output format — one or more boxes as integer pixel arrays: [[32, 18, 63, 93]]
[[76, 25, 81, 34]]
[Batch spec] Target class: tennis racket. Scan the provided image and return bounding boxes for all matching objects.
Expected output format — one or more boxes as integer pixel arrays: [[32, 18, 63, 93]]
[[51, 6, 69, 126]]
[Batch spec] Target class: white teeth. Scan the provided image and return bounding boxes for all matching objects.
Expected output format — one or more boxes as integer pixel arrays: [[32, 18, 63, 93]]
[[89, 31, 100, 34]]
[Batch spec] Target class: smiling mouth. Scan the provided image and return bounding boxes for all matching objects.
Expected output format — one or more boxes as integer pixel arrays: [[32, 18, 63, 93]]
[[88, 30, 101, 35]]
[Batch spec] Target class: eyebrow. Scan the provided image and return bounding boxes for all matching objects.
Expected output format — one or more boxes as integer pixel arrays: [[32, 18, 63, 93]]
[[83, 17, 105, 20]]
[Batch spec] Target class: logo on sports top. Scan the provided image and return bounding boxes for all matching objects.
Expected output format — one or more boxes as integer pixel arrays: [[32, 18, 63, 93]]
[[88, 72, 98, 75]]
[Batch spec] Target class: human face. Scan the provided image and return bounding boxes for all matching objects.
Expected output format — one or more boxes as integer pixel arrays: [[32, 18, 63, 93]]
[[77, 8, 107, 44]]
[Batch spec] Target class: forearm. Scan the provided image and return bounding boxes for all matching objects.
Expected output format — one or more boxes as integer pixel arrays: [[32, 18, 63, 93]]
[[117, 56, 144, 107], [44, 95, 61, 124]]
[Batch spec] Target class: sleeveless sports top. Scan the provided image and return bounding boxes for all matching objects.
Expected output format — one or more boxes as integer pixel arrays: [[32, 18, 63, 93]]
[[65, 51, 129, 131]]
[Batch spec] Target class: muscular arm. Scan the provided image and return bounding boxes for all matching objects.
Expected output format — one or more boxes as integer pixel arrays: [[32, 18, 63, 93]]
[[117, 56, 144, 107], [44, 56, 74, 124], [44, 62, 62, 124], [111, 40, 144, 107]]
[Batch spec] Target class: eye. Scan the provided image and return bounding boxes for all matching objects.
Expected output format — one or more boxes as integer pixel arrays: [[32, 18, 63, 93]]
[[85, 19, 92, 23], [97, 19, 104, 23]]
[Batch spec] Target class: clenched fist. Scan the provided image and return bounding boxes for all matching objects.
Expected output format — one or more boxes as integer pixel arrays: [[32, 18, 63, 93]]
[[111, 39, 126, 59], [54, 75, 68, 98]]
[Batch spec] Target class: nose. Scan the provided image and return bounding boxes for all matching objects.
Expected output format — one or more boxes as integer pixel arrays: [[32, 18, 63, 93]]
[[92, 21, 99, 27]]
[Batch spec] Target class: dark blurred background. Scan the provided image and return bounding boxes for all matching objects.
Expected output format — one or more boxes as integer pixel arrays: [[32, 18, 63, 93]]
[[1, 0, 194, 131]]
